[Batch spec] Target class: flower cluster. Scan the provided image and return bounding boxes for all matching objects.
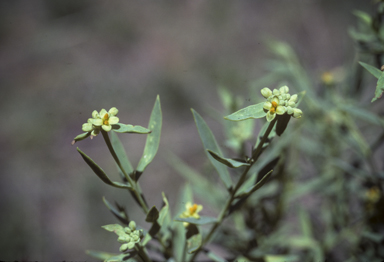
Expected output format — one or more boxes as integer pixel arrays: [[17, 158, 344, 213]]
[[117, 221, 143, 252], [179, 202, 203, 227], [82, 107, 119, 137], [261, 86, 303, 122]]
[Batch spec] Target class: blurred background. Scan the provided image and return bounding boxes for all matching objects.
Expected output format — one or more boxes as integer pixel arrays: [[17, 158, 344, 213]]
[[0, 0, 375, 260]]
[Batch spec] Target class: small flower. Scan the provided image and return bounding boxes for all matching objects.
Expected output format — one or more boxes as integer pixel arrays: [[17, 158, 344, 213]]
[[180, 202, 203, 227], [263, 96, 286, 122], [117, 220, 143, 252], [92, 107, 119, 132], [279, 85, 289, 94], [292, 108, 303, 119]]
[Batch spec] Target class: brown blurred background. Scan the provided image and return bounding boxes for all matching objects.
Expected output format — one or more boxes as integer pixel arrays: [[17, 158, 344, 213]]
[[0, 0, 371, 259]]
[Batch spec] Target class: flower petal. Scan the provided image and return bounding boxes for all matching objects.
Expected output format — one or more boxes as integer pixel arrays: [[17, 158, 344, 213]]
[[109, 107, 119, 116], [263, 101, 272, 110], [82, 123, 93, 132], [276, 106, 286, 115], [99, 109, 108, 117], [109, 116, 119, 125], [270, 96, 280, 104], [92, 110, 99, 119], [102, 124, 112, 132], [92, 118, 103, 126], [266, 111, 276, 122]]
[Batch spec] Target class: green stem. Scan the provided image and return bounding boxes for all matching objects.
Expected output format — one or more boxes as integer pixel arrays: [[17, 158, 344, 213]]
[[189, 118, 277, 261], [101, 131, 149, 214], [135, 243, 152, 262]]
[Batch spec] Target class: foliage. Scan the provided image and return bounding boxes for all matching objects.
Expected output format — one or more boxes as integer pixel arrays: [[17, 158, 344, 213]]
[[73, 4, 384, 262]]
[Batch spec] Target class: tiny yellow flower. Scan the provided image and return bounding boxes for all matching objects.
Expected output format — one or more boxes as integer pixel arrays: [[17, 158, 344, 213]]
[[180, 202, 203, 227], [92, 107, 119, 132], [263, 96, 286, 122]]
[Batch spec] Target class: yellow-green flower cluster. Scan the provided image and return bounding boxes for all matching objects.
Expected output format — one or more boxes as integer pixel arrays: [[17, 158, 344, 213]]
[[261, 86, 303, 122], [117, 221, 143, 252], [82, 107, 119, 136], [179, 202, 203, 227]]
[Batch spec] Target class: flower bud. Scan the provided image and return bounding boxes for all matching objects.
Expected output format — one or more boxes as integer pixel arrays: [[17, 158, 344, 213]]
[[287, 101, 296, 107], [273, 89, 280, 95], [287, 106, 294, 115], [117, 236, 127, 243], [124, 227, 132, 234], [120, 243, 129, 252], [279, 85, 289, 94], [289, 94, 298, 103], [261, 87, 273, 98], [129, 221, 136, 231], [293, 108, 303, 118], [127, 242, 135, 249]]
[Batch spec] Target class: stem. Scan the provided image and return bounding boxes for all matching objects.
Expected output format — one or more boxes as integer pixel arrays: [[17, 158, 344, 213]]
[[101, 131, 149, 214], [189, 118, 277, 261], [135, 243, 152, 262]]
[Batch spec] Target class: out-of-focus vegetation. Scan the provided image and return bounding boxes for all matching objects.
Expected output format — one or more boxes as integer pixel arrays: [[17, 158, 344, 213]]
[[1, 1, 383, 261]]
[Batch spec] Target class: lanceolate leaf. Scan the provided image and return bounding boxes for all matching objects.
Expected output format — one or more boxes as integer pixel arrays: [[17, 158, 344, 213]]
[[276, 114, 291, 136], [101, 224, 126, 238], [192, 109, 232, 189], [72, 132, 91, 144], [102, 197, 129, 225], [235, 170, 273, 198], [359, 61, 381, 79], [110, 131, 134, 178], [373, 72, 384, 102], [77, 148, 131, 189], [224, 102, 266, 121], [137, 95, 162, 173], [175, 216, 218, 225], [112, 123, 151, 134], [146, 206, 160, 223], [207, 149, 250, 168]]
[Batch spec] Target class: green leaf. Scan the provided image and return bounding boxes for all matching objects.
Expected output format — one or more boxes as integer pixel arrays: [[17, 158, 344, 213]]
[[207, 149, 249, 168], [110, 131, 134, 179], [373, 71, 384, 102], [276, 114, 291, 136], [188, 234, 202, 254], [86, 250, 119, 260], [353, 10, 372, 26], [299, 208, 313, 238], [77, 148, 131, 189], [158, 192, 169, 226], [205, 250, 228, 262], [72, 132, 91, 144], [102, 224, 126, 238], [146, 206, 159, 223], [137, 95, 162, 173], [113, 123, 151, 134], [191, 109, 232, 189], [175, 216, 217, 225], [224, 102, 266, 121], [102, 197, 129, 225], [235, 170, 273, 198], [359, 61, 381, 79]]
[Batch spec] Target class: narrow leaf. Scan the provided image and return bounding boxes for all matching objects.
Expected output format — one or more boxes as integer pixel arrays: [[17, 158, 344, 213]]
[[359, 61, 382, 79], [353, 10, 372, 26], [207, 149, 250, 168], [188, 234, 202, 254], [276, 114, 291, 136], [175, 216, 218, 225], [112, 123, 151, 134], [72, 132, 91, 144], [158, 192, 169, 226], [372, 72, 384, 102], [110, 131, 133, 178], [224, 102, 266, 121], [235, 170, 273, 198], [77, 148, 131, 189], [205, 250, 228, 262], [86, 250, 119, 260], [102, 197, 129, 225], [137, 95, 162, 173], [102, 224, 126, 238], [192, 109, 232, 189], [146, 206, 160, 222]]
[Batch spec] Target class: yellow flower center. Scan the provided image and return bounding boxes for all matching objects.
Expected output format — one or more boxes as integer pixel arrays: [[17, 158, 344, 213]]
[[189, 204, 198, 215], [270, 101, 278, 113], [103, 113, 109, 125]]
